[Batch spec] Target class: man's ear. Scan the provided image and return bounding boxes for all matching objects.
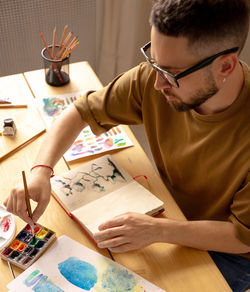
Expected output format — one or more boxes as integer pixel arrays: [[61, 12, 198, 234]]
[[218, 53, 238, 80]]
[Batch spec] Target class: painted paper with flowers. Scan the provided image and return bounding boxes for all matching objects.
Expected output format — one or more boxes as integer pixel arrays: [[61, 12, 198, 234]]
[[7, 235, 165, 292]]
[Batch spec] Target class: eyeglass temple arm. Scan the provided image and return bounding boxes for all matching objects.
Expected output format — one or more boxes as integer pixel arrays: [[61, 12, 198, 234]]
[[176, 47, 239, 80]]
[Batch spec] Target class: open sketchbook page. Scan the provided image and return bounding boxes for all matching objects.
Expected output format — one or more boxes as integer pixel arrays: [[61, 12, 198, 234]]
[[51, 155, 133, 213], [8, 235, 166, 292], [72, 180, 164, 235]]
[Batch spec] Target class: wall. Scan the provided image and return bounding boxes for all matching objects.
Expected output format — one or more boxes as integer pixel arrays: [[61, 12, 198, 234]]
[[0, 0, 96, 77], [241, 30, 250, 64]]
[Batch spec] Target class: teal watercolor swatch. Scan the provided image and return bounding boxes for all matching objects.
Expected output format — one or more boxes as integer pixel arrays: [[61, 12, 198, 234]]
[[58, 257, 97, 290], [24, 270, 41, 287], [24, 270, 64, 292]]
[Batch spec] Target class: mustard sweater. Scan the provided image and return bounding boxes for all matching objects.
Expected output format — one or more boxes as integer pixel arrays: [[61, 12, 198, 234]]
[[74, 62, 250, 259]]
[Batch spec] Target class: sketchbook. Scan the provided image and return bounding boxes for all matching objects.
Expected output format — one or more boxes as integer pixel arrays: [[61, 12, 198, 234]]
[[50, 155, 164, 238], [7, 235, 165, 291], [36, 91, 134, 161]]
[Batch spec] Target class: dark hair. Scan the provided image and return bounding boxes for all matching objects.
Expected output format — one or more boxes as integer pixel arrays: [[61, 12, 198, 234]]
[[150, 0, 250, 54]]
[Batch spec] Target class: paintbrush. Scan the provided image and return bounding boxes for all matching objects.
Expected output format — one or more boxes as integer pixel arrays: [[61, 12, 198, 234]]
[[22, 171, 35, 236], [8, 261, 15, 279]]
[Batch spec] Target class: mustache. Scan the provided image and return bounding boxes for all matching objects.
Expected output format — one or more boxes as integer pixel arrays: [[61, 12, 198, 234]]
[[163, 90, 178, 99]]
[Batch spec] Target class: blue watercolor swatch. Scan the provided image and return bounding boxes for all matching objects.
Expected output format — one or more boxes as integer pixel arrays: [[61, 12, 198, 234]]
[[58, 257, 97, 290], [33, 275, 64, 292]]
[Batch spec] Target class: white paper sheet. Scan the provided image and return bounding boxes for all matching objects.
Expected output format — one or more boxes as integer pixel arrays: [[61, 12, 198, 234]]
[[8, 235, 165, 292]]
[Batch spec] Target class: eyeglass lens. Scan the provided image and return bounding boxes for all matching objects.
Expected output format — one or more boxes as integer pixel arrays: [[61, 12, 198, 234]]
[[144, 45, 178, 87]]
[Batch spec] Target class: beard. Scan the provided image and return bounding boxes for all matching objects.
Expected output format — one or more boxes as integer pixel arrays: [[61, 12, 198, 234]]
[[162, 72, 219, 112]]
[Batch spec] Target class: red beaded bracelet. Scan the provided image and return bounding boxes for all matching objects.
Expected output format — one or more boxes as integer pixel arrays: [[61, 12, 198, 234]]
[[30, 165, 55, 178]]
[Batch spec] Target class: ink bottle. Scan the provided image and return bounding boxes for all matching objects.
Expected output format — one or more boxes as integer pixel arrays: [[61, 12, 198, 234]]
[[3, 118, 16, 136]]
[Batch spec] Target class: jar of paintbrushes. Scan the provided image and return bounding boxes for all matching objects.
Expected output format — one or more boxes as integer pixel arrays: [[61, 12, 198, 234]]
[[40, 25, 79, 86]]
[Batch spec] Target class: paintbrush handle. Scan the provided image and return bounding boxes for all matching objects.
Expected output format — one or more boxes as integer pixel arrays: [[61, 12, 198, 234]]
[[0, 129, 46, 162], [22, 171, 32, 217]]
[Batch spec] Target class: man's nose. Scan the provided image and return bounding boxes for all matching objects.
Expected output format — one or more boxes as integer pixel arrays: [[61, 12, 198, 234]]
[[154, 71, 173, 91]]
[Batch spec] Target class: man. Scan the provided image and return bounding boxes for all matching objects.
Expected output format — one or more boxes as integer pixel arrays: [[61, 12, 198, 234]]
[[5, 1, 250, 291]]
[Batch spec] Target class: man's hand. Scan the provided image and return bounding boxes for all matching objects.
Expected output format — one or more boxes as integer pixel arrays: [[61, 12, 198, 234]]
[[93, 212, 250, 254], [4, 171, 51, 225], [93, 212, 159, 253]]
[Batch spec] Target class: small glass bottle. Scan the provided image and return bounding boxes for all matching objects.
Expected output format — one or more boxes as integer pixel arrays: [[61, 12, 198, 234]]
[[3, 118, 16, 136]]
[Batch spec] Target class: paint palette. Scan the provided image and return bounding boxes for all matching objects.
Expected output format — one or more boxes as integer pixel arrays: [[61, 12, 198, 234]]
[[0, 205, 15, 250], [0, 223, 56, 269]]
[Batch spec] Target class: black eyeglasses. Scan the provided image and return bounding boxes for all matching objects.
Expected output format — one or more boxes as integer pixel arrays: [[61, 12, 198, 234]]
[[140, 41, 238, 88]]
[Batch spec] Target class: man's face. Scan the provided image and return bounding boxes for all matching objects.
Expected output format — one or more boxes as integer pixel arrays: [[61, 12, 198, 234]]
[[150, 27, 219, 112]]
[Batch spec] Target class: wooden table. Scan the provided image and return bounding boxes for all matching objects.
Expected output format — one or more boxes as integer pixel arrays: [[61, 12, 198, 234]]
[[0, 62, 231, 292]]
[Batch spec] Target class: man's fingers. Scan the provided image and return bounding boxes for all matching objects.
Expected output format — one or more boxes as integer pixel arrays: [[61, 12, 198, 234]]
[[94, 226, 124, 241], [98, 214, 129, 231], [5, 188, 18, 214], [18, 212, 34, 226], [5, 190, 34, 225], [97, 236, 129, 249], [31, 197, 50, 223], [16, 190, 26, 214]]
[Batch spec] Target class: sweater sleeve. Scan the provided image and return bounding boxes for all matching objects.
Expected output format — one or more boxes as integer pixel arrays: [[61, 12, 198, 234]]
[[73, 62, 152, 136], [229, 171, 250, 246]]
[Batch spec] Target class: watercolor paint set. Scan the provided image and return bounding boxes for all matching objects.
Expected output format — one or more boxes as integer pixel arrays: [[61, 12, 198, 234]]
[[0, 223, 56, 269]]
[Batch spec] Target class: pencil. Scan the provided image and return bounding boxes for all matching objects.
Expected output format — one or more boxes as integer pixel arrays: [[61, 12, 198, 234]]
[[39, 31, 53, 59], [67, 36, 77, 51], [0, 104, 27, 109], [61, 38, 79, 60], [22, 170, 35, 236], [61, 36, 76, 59], [57, 31, 73, 59], [57, 24, 68, 58], [52, 27, 57, 59]]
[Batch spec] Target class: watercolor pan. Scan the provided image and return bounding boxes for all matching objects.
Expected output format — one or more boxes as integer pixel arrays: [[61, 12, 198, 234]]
[[0, 223, 56, 269]]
